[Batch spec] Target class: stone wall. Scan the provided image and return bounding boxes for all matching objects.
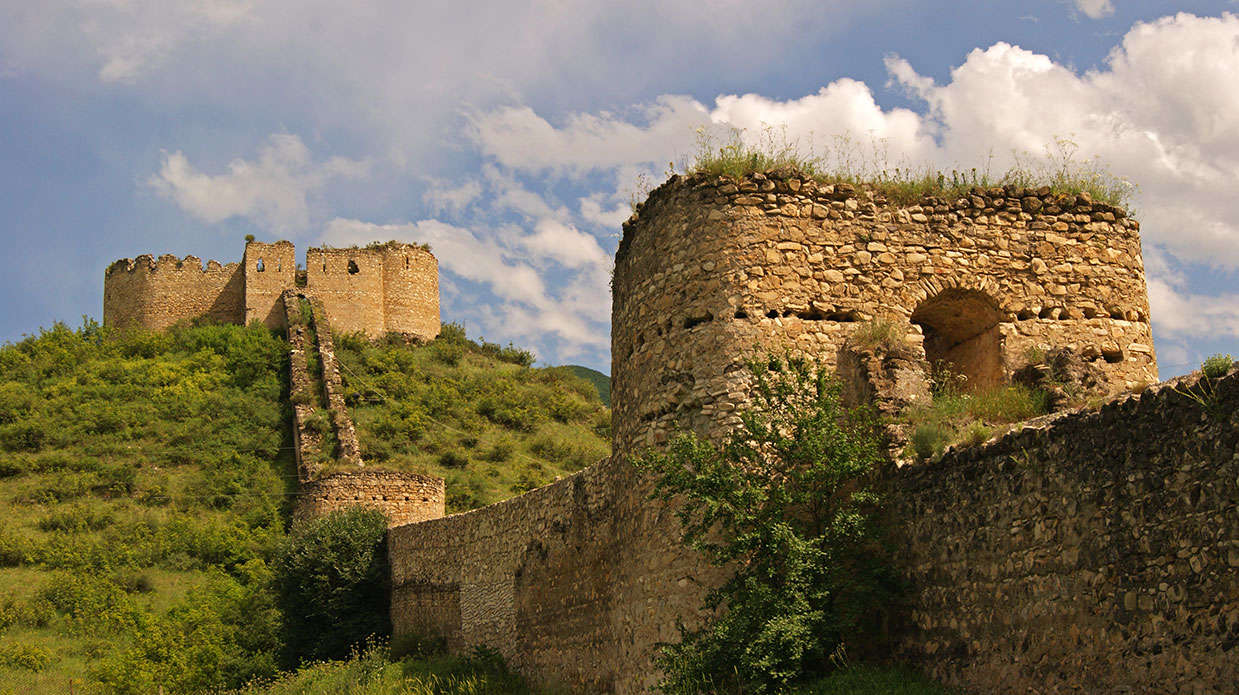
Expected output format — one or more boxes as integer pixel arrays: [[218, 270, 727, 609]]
[[894, 367, 1239, 693], [389, 456, 720, 694], [104, 240, 439, 340], [295, 470, 445, 528], [283, 290, 445, 528], [612, 173, 1158, 454], [244, 241, 296, 329], [103, 255, 243, 330]]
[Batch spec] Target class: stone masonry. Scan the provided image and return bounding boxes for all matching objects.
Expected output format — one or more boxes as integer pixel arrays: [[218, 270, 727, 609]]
[[104, 239, 440, 341], [283, 290, 444, 528], [612, 173, 1156, 453], [383, 172, 1239, 694]]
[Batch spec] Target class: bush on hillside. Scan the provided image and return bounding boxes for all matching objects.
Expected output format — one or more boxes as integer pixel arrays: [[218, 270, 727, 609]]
[[275, 508, 391, 665]]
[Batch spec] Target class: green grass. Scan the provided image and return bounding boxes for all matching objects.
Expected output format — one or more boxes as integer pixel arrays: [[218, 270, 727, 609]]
[[677, 126, 1134, 207], [565, 365, 610, 406], [240, 643, 546, 695], [334, 324, 611, 512], [0, 319, 294, 692], [902, 382, 1051, 461]]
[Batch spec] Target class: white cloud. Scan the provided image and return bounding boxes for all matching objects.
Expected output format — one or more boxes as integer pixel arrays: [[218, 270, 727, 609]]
[[520, 219, 608, 269], [422, 179, 482, 215], [1074, 0, 1115, 20], [149, 134, 369, 231]]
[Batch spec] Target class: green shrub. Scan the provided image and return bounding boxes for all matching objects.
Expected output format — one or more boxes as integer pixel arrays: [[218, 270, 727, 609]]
[[437, 451, 469, 469], [92, 563, 282, 694], [850, 319, 907, 353], [0, 593, 55, 630], [39, 574, 143, 634], [37, 504, 115, 532], [0, 641, 54, 671], [276, 508, 391, 664], [636, 355, 894, 693], [1201, 353, 1234, 380]]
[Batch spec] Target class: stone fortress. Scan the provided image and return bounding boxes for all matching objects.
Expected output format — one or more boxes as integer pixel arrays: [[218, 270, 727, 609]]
[[388, 172, 1236, 694], [103, 239, 440, 340], [104, 171, 1237, 693]]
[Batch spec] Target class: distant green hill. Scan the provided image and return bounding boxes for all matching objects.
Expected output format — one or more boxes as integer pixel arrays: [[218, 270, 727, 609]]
[[565, 365, 610, 407]]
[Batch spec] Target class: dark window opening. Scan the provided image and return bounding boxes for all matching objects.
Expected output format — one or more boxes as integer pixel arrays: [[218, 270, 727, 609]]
[[766, 309, 779, 319], [912, 288, 1005, 392], [1039, 307, 1055, 319], [683, 313, 712, 330], [348, 260, 360, 275], [824, 310, 859, 322], [405, 256, 410, 269], [734, 309, 749, 319], [256, 258, 265, 272], [1109, 308, 1125, 320], [1082, 307, 1099, 319], [1017, 309, 1036, 321], [1102, 348, 1124, 363], [277, 261, 282, 272]]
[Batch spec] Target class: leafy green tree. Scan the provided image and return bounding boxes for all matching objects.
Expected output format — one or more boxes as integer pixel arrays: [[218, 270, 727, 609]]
[[275, 507, 391, 665], [636, 356, 898, 694]]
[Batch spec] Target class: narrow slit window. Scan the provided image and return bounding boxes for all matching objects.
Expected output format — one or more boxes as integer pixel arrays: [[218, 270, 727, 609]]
[[256, 258, 265, 272]]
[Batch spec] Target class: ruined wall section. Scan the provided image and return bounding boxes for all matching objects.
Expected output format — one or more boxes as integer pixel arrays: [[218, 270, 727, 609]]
[[389, 455, 717, 694], [894, 367, 1239, 693], [283, 290, 444, 528], [295, 471, 445, 528], [612, 173, 1157, 453], [103, 255, 243, 330], [244, 241, 296, 329], [306, 247, 386, 336]]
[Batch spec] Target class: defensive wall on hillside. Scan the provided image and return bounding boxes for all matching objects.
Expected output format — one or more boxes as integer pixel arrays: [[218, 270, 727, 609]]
[[387, 173, 1237, 693], [283, 291, 444, 528], [104, 240, 440, 341]]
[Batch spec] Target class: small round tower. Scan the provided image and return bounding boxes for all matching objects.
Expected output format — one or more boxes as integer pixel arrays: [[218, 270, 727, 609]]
[[610, 172, 1157, 454]]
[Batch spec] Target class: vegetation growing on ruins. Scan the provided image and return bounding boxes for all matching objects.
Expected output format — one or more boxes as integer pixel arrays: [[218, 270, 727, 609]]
[[903, 381, 1051, 461], [677, 127, 1134, 207], [636, 355, 900, 693], [0, 318, 606, 692], [335, 324, 611, 512]]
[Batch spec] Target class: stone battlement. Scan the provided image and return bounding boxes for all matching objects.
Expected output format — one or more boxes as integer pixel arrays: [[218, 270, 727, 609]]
[[103, 239, 440, 341]]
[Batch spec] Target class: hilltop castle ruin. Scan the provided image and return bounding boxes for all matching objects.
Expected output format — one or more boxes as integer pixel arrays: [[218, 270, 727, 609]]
[[388, 174, 1235, 694], [103, 239, 440, 341]]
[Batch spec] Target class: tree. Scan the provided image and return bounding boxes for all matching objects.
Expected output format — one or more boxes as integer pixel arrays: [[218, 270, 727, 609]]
[[636, 355, 898, 693]]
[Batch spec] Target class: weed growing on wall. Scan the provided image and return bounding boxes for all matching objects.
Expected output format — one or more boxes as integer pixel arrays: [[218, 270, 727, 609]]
[[675, 126, 1134, 208], [636, 355, 897, 693]]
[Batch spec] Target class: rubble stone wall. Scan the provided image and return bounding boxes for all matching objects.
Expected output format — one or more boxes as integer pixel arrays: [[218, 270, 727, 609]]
[[244, 241, 296, 329], [894, 368, 1239, 693], [611, 173, 1157, 453], [295, 470, 445, 528], [103, 255, 244, 330]]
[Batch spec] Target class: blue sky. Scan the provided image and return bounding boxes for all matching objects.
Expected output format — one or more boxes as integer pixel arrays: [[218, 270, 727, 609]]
[[3, 1, 1238, 377]]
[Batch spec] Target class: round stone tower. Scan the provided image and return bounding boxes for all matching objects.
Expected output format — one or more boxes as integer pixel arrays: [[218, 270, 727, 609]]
[[610, 172, 1157, 454]]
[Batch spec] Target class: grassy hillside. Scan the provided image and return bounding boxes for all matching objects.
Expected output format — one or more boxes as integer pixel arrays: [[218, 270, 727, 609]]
[[334, 324, 611, 512], [0, 319, 610, 692], [565, 365, 610, 406], [0, 320, 293, 694]]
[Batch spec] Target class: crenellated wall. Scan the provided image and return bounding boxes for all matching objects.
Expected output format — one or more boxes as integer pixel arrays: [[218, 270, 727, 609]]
[[103, 255, 244, 330], [104, 240, 439, 341]]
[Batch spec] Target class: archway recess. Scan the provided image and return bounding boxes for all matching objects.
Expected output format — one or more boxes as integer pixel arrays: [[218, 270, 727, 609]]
[[911, 288, 1005, 391]]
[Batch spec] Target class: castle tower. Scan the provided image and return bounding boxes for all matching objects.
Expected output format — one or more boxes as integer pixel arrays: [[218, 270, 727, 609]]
[[610, 173, 1157, 453], [380, 243, 440, 342], [243, 240, 296, 329]]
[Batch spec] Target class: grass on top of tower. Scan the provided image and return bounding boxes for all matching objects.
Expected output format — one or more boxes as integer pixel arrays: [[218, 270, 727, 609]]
[[680, 126, 1135, 208]]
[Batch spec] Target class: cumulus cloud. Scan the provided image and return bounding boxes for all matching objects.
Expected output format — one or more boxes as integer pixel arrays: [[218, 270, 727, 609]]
[[454, 12, 1239, 367], [1074, 0, 1116, 20], [148, 134, 369, 231]]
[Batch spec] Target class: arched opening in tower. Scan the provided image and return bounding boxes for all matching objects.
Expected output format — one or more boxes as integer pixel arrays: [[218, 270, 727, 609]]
[[911, 289, 1005, 391]]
